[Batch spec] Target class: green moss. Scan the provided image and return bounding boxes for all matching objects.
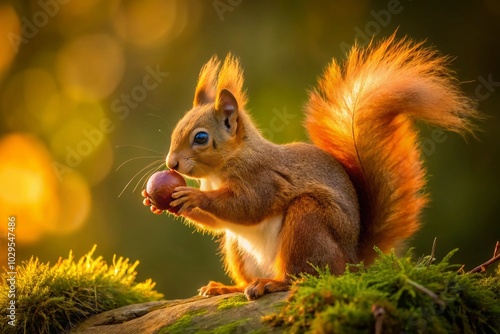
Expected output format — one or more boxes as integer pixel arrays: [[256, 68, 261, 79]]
[[158, 310, 207, 334], [159, 310, 207, 334], [217, 294, 249, 310], [198, 318, 251, 334], [267, 248, 500, 333], [159, 313, 194, 334], [246, 330, 269, 334], [0, 245, 163, 334]]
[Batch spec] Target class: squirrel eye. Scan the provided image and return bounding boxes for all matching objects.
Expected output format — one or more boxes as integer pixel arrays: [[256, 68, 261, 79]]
[[193, 131, 209, 145]]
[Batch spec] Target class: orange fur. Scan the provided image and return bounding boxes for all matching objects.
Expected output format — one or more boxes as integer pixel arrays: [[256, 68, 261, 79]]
[[306, 34, 479, 263], [216, 53, 248, 109], [193, 56, 220, 106], [194, 55, 246, 106]]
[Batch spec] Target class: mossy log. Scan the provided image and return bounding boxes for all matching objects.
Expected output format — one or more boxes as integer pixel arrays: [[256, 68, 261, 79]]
[[70, 292, 287, 334]]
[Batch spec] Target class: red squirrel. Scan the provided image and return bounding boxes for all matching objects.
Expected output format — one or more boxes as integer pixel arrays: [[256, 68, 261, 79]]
[[142, 34, 479, 300]]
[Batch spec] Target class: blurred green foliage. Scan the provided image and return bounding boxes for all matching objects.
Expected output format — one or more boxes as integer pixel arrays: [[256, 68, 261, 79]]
[[0, 0, 499, 299]]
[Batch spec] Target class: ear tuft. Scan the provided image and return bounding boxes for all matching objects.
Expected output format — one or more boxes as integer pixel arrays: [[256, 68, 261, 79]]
[[215, 53, 247, 109], [194, 56, 221, 106]]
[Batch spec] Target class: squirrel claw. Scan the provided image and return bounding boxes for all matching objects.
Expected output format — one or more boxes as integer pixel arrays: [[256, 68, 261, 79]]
[[142, 189, 163, 214], [150, 205, 163, 215], [244, 279, 289, 300]]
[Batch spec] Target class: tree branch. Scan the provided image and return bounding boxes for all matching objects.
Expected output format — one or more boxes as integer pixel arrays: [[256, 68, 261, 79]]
[[406, 278, 445, 308], [426, 237, 437, 270], [468, 241, 500, 274]]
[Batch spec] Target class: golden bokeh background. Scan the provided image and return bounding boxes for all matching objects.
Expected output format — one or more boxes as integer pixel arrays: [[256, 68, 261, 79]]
[[0, 0, 499, 299]]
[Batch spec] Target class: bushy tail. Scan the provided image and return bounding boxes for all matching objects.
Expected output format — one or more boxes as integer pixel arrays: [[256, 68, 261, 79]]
[[305, 34, 479, 264]]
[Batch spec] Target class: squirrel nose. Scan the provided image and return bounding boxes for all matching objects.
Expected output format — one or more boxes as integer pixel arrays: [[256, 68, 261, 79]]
[[166, 153, 179, 171]]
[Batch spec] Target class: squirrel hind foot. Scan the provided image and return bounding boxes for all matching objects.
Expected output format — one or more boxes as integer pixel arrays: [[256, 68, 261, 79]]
[[198, 281, 245, 297], [244, 278, 290, 300]]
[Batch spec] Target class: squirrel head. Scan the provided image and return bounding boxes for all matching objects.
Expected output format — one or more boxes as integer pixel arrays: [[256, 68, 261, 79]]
[[166, 54, 254, 178]]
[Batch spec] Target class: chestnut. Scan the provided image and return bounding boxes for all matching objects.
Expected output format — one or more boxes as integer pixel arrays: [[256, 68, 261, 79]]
[[146, 170, 186, 213]]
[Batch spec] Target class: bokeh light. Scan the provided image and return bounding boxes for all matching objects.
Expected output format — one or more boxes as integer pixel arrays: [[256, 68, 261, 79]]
[[57, 34, 125, 101], [113, 0, 188, 47], [23, 69, 60, 132], [52, 172, 91, 235], [0, 134, 58, 243], [0, 4, 19, 80], [50, 114, 114, 186], [0, 134, 91, 245]]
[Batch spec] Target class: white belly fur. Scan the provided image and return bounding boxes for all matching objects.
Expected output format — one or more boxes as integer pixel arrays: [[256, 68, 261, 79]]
[[225, 215, 283, 278], [200, 177, 283, 278]]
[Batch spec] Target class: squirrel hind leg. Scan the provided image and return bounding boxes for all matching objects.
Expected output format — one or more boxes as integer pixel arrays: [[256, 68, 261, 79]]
[[277, 195, 357, 277], [245, 195, 356, 300], [198, 235, 252, 297]]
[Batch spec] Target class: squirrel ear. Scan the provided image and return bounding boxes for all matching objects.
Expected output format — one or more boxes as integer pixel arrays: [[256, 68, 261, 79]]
[[194, 90, 211, 106], [216, 89, 239, 136]]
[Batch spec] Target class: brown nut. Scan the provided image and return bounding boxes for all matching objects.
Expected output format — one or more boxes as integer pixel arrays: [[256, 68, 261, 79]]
[[146, 170, 186, 213]]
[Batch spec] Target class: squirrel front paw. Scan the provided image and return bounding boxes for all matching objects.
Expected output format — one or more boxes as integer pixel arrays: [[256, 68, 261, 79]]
[[141, 189, 164, 215], [170, 186, 208, 215]]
